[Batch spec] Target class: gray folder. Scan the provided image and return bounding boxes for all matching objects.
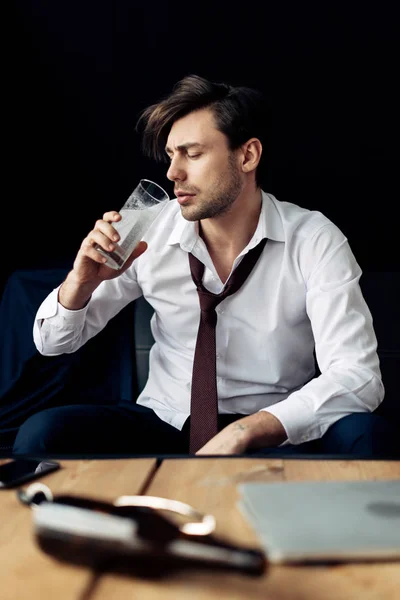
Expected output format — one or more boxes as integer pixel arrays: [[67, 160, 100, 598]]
[[237, 479, 400, 563]]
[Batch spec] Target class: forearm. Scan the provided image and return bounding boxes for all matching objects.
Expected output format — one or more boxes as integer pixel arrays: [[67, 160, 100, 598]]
[[196, 411, 287, 455], [58, 271, 100, 310], [242, 411, 288, 448]]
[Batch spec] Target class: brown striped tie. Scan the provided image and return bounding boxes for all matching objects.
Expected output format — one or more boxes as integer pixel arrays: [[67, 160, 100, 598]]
[[188, 238, 267, 453]]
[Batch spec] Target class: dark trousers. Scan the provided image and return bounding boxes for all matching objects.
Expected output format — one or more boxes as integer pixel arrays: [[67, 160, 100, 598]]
[[12, 403, 400, 457]]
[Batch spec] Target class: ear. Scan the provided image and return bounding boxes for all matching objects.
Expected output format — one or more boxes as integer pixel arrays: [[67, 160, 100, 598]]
[[240, 138, 262, 174]]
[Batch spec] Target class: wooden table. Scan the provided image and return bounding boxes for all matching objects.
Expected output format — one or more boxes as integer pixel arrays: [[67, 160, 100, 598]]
[[1, 458, 399, 600], [0, 458, 157, 600]]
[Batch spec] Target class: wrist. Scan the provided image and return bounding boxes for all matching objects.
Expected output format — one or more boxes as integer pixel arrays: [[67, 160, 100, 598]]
[[58, 273, 98, 310], [237, 412, 288, 450]]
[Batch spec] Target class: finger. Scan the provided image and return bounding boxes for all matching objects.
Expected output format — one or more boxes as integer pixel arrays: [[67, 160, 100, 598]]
[[93, 219, 120, 243], [119, 241, 148, 271], [131, 240, 148, 259], [85, 229, 118, 252], [79, 235, 111, 264], [102, 211, 122, 223]]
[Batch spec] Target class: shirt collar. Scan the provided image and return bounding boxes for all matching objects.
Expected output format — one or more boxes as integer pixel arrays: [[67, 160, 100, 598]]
[[260, 191, 285, 242], [166, 207, 198, 251], [166, 190, 285, 250]]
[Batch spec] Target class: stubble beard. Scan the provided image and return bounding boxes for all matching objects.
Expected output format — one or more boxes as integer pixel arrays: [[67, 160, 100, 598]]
[[181, 155, 243, 222]]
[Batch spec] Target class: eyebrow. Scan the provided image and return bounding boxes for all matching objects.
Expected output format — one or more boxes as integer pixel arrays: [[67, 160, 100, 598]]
[[165, 142, 206, 154]]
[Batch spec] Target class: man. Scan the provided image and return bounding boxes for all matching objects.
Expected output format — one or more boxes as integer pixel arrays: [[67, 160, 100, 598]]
[[13, 74, 396, 456]]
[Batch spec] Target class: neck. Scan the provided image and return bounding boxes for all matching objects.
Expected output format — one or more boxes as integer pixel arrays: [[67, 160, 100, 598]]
[[200, 186, 262, 257]]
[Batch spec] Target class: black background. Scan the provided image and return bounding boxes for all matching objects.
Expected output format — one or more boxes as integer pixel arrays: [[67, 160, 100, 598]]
[[4, 0, 399, 296]]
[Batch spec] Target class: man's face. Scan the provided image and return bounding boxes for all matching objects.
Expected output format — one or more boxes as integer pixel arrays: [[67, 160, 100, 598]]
[[165, 108, 244, 221]]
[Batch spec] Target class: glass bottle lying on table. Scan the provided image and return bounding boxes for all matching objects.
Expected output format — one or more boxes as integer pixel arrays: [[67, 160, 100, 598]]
[[17, 483, 267, 576]]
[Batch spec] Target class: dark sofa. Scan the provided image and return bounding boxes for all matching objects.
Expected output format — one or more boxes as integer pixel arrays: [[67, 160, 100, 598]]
[[0, 268, 399, 454]]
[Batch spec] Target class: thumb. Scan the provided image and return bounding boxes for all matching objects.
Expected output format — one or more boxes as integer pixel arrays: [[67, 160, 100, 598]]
[[120, 241, 148, 272]]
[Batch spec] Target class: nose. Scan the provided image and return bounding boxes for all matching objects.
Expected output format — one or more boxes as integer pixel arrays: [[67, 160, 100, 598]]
[[166, 156, 186, 182]]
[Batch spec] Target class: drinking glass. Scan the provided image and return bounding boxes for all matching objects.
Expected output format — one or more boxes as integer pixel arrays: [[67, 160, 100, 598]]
[[95, 179, 170, 270]]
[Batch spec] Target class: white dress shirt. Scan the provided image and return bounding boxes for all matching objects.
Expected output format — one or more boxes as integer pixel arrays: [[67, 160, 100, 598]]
[[33, 191, 384, 445]]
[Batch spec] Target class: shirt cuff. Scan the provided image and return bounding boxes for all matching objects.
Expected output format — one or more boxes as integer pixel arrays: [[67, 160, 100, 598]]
[[34, 286, 90, 354], [260, 396, 325, 445], [36, 285, 89, 325]]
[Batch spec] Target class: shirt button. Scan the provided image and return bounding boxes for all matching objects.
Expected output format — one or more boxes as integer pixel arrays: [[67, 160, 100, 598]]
[[216, 353, 221, 359]]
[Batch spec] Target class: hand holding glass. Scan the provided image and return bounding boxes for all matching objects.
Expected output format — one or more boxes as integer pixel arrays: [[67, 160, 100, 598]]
[[95, 179, 170, 270]]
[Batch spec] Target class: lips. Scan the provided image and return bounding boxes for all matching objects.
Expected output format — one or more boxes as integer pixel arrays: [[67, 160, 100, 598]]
[[175, 191, 196, 205]]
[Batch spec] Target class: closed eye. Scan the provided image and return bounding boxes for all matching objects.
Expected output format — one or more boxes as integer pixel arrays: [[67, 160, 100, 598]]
[[165, 151, 202, 161]]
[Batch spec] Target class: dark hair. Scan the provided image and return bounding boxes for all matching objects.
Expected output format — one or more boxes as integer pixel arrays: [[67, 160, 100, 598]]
[[136, 74, 268, 186]]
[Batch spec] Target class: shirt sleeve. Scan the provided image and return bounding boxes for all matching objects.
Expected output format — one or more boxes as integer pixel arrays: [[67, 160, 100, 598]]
[[33, 269, 143, 356], [262, 223, 384, 445]]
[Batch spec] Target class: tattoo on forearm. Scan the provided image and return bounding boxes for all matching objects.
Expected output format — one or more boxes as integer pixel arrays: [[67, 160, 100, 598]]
[[234, 423, 246, 432]]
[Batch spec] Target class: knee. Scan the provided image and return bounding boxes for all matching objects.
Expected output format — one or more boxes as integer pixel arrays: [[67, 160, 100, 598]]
[[13, 408, 66, 455], [322, 412, 400, 457]]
